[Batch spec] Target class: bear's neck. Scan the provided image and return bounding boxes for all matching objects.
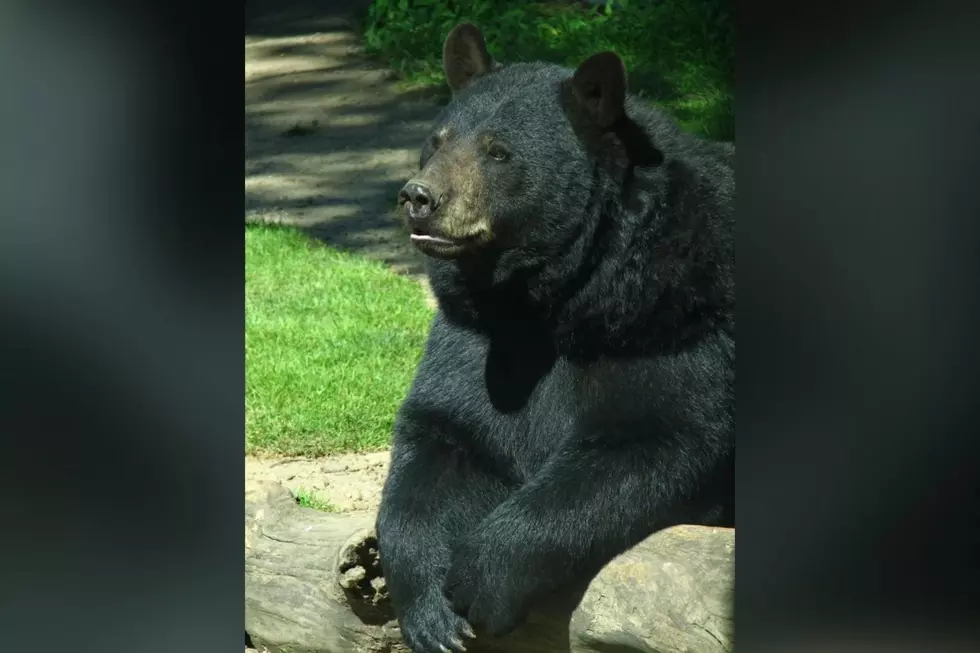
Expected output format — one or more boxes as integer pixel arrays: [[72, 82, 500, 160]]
[[426, 159, 733, 358], [554, 158, 735, 357]]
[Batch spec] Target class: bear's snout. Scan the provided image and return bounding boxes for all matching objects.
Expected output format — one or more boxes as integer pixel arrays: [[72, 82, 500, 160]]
[[398, 181, 440, 227]]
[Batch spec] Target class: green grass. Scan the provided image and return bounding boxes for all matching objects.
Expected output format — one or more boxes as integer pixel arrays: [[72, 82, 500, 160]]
[[245, 224, 434, 456], [358, 0, 733, 140], [294, 487, 338, 512]]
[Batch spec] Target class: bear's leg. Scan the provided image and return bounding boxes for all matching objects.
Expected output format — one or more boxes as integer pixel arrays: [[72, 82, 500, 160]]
[[443, 439, 731, 635], [377, 431, 509, 653]]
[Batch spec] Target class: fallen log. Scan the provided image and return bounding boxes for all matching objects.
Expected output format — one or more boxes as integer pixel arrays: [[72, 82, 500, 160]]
[[245, 480, 734, 653]]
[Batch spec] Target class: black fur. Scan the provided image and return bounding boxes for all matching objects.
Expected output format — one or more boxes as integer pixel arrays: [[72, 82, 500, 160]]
[[376, 31, 734, 653]]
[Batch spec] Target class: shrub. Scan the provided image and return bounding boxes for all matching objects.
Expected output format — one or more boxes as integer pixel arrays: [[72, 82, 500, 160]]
[[361, 0, 733, 140]]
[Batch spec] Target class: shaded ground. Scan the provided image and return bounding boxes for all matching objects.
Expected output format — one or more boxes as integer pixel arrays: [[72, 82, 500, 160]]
[[246, 0, 441, 281], [245, 0, 434, 527]]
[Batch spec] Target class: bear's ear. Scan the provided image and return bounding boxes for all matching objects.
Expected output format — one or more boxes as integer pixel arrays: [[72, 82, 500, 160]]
[[443, 23, 495, 93], [569, 51, 627, 129]]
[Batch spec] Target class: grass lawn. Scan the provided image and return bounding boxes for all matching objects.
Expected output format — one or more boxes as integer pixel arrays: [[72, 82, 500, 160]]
[[245, 224, 434, 457]]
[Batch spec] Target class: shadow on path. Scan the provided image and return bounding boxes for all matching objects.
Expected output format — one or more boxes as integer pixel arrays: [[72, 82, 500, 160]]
[[245, 0, 443, 278]]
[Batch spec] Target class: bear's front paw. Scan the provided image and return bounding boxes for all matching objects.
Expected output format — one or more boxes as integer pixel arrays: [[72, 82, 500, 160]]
[[442, 534, 535, 637], [398, 591, 475, 653]]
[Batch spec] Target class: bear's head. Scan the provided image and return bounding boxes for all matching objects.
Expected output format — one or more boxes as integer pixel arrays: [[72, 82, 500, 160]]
[[398, 23, 648, 262]]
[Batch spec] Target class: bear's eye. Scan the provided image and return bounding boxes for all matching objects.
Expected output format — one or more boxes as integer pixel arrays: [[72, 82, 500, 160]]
[[487, 142, 510, 162]]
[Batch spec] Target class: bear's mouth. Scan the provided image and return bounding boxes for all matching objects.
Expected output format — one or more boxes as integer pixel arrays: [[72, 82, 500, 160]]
[[409, 229, 481, 259], [409, 232, 456, 246]]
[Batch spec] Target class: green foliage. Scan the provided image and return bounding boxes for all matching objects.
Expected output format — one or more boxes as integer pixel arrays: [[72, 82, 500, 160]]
[[360, 0, 733, 140]]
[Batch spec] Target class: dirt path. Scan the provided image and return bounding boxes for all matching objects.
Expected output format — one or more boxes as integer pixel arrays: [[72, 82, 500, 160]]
[[245, 0, 441, 282], [246, 452, 389, 512], [245, 1, 440, 516]]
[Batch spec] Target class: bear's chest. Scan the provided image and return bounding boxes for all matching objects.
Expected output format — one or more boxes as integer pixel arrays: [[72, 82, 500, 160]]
[[408, 321, 580, 482], [407, 315, 734, 485]]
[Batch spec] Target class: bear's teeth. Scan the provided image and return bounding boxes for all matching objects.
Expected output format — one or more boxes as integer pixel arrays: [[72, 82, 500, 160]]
[[410, 234, 454, 245]]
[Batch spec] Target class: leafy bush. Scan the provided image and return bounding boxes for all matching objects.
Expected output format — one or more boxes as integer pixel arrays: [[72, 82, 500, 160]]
[[361, 0, 733, 140]]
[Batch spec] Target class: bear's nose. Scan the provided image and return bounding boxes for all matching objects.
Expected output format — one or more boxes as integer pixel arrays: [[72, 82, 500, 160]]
[[398, 181, 440, 224]]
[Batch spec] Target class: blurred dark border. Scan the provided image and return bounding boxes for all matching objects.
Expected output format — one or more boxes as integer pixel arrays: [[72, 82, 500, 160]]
[[0, 2, 243, 650], [738, 0, 980, 649]]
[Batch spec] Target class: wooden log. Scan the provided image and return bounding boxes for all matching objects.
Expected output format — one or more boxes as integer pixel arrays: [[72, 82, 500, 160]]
[[245, 480, 734, 653]]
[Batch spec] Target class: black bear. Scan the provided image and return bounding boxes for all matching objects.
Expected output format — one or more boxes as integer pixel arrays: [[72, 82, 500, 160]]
[[376, 23, 734, 653]]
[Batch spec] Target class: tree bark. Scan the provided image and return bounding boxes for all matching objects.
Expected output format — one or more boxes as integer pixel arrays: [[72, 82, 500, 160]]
[[245, 480, 734, 653]]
